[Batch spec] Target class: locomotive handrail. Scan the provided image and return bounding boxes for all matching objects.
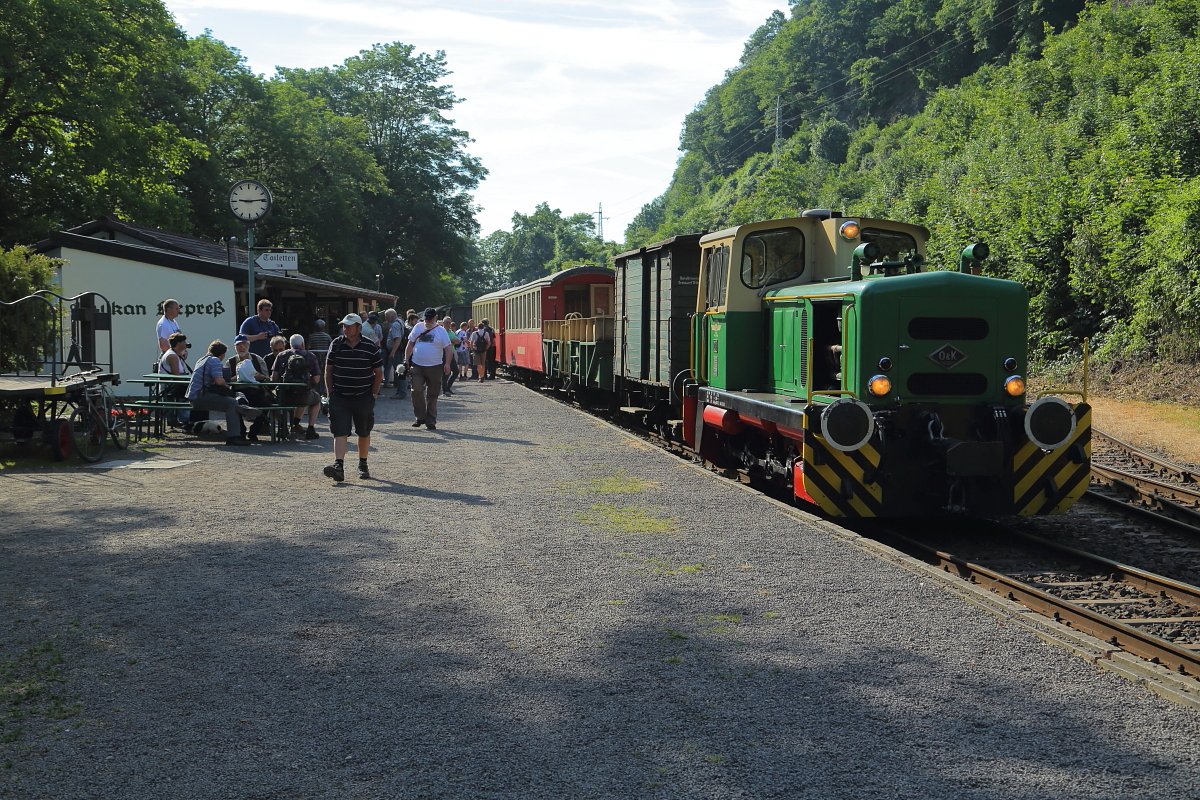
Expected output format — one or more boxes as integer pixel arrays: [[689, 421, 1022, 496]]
[[1032, 338, 1090, 403]]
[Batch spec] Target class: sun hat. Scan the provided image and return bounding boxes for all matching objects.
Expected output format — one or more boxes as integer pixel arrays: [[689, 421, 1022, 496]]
[[339, 313, 363, 326]]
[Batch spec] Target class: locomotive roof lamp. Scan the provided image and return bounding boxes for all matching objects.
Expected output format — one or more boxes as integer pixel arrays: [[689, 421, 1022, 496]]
[[959, 242, 989, 275], [226, 180, 274, 314]]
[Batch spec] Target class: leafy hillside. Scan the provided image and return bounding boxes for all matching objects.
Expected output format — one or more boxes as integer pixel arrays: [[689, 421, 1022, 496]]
[[630, 0, 1200, 363]]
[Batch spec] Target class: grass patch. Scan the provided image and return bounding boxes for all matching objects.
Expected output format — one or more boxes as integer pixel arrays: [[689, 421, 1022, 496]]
[[561, 470, 659, 495], [762, 612, 781, 619], [574, 504, 675, 535], [1, 641, 80, 748]]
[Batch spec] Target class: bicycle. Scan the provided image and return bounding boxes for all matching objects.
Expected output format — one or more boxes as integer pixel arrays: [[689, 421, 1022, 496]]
[[69, 381, 130, 462]]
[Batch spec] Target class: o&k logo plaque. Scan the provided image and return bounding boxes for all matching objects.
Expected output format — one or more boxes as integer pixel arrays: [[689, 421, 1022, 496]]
[[928, 343, 968, 370]]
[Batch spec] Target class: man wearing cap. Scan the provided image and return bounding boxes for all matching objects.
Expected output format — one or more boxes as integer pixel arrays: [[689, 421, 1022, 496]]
[[323, 313, 383, 481], [404, 308, 453, 430], [239, 299, 281, 358], [225, 334, 271, 440]]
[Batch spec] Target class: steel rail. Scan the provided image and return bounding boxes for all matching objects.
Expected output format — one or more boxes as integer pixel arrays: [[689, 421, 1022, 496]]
[[873, 524, 1200, 677], [1093, 429, 1199, 484]]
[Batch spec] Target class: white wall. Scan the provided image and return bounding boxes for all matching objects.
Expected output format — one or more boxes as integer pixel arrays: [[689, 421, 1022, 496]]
[[52, 247, 236, 388]]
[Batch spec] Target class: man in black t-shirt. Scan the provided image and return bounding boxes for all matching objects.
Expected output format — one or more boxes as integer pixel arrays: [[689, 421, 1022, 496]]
[[322, 313, 383, 482]]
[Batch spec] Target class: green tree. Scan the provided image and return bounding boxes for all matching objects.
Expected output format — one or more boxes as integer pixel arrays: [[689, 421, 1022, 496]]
[[0, 246, 60, 371], [278, 43, 486, 308], [0, 0, 200, 245]]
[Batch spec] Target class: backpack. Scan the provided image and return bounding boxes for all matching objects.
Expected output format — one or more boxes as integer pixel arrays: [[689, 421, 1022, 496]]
[[283, 351, 309, 384], [472, 330, 490, 353]]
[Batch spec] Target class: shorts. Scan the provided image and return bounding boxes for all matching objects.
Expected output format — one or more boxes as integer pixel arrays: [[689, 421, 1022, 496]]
[[328, 392, 375, 438], [473, 351, 487, 368], [455, 349, 470, 366]]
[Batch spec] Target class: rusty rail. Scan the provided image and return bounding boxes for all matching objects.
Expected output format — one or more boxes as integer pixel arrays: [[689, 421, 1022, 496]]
[[1089, 429, 1200, 529]]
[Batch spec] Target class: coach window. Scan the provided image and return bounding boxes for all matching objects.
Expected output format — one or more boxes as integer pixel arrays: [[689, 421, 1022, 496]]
[[741, 227, 804, 289]]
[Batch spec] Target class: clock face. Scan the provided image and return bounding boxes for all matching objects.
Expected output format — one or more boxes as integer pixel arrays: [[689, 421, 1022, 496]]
[[227, 180, 272, 223]]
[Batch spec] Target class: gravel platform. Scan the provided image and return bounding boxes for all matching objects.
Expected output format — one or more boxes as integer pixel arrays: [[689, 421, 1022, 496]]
[[2, 381, 1199, 798]]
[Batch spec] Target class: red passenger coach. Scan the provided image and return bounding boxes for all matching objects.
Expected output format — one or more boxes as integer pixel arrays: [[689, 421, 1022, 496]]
[[503, 266, 614, 379], [470, 287, 507, 366]]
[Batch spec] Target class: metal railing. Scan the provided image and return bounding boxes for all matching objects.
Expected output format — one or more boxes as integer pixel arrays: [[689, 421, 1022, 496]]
[[0, 290, 115, 387]]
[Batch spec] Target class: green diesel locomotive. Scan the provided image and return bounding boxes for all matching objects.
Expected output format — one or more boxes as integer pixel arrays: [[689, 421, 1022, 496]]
[[677, 210, 1090, 517]]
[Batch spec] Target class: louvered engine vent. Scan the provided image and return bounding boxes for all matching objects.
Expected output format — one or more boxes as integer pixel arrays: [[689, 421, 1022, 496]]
[[907, 373, 988, 396], [907, 317, 990, 340]]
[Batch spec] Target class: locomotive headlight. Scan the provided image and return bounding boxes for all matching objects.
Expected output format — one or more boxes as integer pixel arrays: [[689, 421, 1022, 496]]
[[1003, 357, 1017, 371], [1004, 375, 1026, 396], [878, 357, 892, 371], [1023, 396, 1076, 451], [868, 375, 892, 396], [839, 221, 861, 240]]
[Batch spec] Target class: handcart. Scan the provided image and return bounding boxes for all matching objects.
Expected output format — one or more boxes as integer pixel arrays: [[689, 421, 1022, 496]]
[[0, 290, 127, 461]]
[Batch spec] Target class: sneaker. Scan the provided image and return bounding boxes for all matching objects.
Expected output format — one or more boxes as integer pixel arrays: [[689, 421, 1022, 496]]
[[305, 427, 320, 440], [323, 462, 345, 481], [225, 436, 252, 447], [358, 463, 370, 479], [412, 419, 424, 427]]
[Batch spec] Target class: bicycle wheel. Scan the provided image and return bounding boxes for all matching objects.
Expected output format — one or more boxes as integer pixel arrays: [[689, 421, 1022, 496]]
[[69, 404, 105, 462], [108, 396, 130, 450]]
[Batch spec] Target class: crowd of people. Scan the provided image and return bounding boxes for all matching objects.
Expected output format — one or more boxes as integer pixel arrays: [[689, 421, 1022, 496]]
[[154, 298, 499, 480]]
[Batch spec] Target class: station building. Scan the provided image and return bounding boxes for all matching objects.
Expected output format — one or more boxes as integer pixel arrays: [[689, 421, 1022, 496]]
[[34, 216, 394, 383]]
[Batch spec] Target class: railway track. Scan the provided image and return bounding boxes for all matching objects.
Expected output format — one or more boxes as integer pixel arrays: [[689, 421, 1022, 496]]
[[866, 520, 1200, 678], [1089, 430, 1200, 530]]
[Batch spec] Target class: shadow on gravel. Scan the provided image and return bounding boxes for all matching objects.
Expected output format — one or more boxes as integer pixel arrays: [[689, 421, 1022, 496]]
[[1, 501, 1192, 797], [339, 477, 491, 505]]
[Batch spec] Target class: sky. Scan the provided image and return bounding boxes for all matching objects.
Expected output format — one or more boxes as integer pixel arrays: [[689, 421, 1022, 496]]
[[165, 0, 790, 240]]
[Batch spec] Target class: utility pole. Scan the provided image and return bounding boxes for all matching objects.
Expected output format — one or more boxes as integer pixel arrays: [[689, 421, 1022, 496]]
[[774, 95, 782, 170], [595, 203, 607, 241]]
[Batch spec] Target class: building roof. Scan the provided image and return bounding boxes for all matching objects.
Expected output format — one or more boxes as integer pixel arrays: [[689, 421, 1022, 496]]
[[35, 217, 395, 303]]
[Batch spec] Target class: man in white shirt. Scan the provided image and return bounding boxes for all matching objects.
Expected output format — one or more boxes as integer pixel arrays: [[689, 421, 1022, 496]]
[[156, 299, 181, 353], [404, 307, 453, 430]]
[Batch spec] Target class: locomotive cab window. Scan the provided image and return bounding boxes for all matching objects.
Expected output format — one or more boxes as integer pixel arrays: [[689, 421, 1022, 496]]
[[861, 228, 918, 263], [741, 227, 804, 289], [703, 245, 730, 309]]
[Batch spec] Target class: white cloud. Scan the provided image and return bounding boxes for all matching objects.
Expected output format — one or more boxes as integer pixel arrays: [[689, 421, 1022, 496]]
[[166, 0, 788, 237]]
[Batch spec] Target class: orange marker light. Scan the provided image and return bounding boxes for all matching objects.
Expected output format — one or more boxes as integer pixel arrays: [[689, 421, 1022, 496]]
[[839, 221, 861, 240], [1005, 375, 1025, 396], [868, 375, 892, 396]]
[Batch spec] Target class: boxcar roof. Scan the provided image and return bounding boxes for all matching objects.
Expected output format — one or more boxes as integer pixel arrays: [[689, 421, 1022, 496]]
[[505, 265, 614, 294], [614, 233, 705, 262]]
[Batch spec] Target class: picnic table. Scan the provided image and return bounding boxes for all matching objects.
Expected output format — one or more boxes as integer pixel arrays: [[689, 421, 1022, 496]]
[[132, 374, 316, 442]]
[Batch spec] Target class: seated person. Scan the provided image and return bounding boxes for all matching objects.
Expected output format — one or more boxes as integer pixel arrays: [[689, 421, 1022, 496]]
[[157, 332, 191, 425], [225, 334, 271, 439], [186, 340, 262, 447], [271, 333, 323, 440], [264, 334, 289, 373]]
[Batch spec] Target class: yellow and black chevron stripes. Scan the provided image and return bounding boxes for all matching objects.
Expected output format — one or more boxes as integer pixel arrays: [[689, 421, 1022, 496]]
[[802, 433, 883, 518], [1012, 404, 1092, 515]]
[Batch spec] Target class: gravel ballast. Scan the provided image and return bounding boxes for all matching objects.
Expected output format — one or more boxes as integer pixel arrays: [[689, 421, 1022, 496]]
[[2, 380, 1199, 798]]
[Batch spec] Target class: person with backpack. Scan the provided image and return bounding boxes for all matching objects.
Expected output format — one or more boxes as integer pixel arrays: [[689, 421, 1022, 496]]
[[469, 322, 491, 382], [323, 313, 383, 481], [271, 334, 323, 440], [481, 318, 498, 379]]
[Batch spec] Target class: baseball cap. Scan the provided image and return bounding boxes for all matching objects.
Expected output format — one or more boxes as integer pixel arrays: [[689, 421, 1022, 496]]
[[339, 313, 363, 326], [233, 334, 249, 344], [422, 307, 437, 319]]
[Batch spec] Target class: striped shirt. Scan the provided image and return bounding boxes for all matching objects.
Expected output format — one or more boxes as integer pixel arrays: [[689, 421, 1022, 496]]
[[326, 336, 383, 396]]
